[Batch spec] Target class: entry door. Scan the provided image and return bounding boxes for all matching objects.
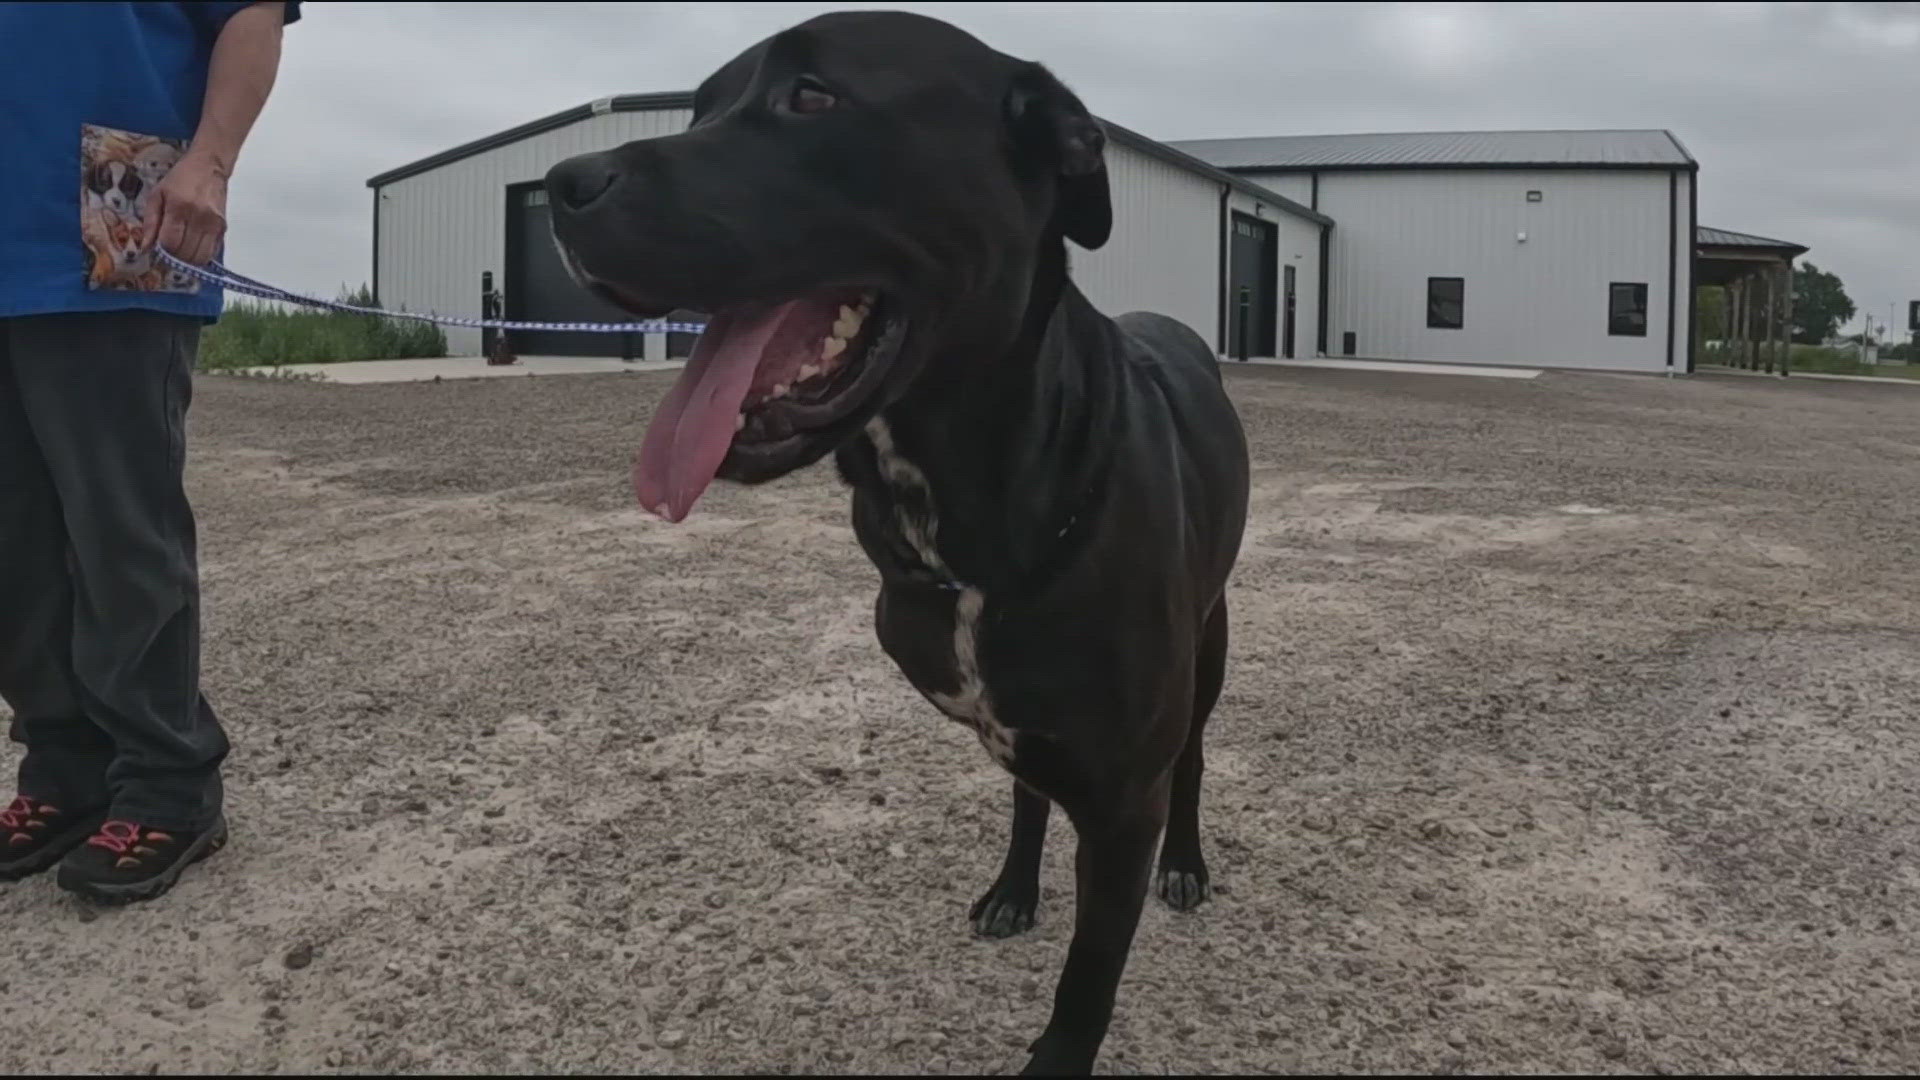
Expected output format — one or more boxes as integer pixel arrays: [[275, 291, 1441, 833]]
[[1228, 212, 1279, 358], [1282, 264, 1297, 360]]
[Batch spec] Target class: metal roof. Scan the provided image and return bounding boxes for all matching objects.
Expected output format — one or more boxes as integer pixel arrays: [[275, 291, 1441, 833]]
[[1167, 129, 1697, 172], [365, 92, 694, 189], [1095, 118, 1330, 226], [1696, 226, 1807, 253], [363, 93, 1333, 227]]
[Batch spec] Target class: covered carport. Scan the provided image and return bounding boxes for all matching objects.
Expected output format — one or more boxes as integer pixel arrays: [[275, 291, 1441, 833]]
[[1696, 226, 1810, 376]]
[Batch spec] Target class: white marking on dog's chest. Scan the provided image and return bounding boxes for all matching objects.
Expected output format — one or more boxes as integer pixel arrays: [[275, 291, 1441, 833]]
[[865, 418, 1014, 766], [864, 417, 947, 575], [928, 586, 1014, 765]]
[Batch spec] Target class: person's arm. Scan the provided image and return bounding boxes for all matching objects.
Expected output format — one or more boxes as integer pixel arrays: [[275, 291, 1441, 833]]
[[143, 1, 289, 266]]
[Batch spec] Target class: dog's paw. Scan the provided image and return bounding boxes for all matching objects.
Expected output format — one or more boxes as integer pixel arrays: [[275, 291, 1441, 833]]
[[1020, 1032, 1094, 1076], [1155, 865, 1211, 912], [969, 876, 1039, 938]]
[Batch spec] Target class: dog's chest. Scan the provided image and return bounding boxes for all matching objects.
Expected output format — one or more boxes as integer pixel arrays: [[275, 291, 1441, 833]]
[[926, 586, 1014, 766], [865, 419, 1015, 767]]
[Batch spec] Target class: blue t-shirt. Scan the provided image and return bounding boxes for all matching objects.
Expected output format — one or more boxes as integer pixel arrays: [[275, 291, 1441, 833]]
[[0, 1, 302, 320]]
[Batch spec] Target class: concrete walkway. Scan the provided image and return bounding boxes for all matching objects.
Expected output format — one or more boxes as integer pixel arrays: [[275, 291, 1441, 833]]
[[1699, 363, 1920, 387], [225, 353, 1543, 385], [1228, 355, 1542, 380], [222, 355, 683, 384]]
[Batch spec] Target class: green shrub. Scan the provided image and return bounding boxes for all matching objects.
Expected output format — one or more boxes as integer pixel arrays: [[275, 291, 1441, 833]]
[[197, 284, 448, 370]]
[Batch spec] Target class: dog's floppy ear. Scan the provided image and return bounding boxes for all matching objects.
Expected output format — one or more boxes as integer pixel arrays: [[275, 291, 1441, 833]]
[[1005, 62, 1112, 251]]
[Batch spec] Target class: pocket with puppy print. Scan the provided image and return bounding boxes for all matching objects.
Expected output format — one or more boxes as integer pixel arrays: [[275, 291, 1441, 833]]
[[80, 123, 200, 294]]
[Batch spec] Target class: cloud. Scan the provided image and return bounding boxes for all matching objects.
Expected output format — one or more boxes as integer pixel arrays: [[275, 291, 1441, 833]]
[[1365, 2, 1508, 78], [226, 1, 1917, 336]]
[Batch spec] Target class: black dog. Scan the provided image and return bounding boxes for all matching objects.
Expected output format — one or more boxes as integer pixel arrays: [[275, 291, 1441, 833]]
[[547, 10, 1250, 1074]]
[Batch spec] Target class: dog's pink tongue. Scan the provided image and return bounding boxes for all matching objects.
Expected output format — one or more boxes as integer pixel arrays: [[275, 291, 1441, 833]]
[[632, 301, 803, 522]]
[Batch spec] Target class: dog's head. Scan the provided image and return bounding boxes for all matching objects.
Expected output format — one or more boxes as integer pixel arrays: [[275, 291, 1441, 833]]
[[102, 212, 150, 273], [86, 160, 145, 218], [545, 10, 1111, 522], [131, 141, 182, 186]]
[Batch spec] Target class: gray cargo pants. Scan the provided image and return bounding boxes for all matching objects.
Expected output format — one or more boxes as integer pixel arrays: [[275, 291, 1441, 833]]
[[0, 310, 227, 833]]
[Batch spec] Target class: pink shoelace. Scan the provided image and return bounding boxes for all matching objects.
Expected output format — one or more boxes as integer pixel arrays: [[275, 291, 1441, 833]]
[[87, 819, 176, 851], [2, 796, 55, 848]]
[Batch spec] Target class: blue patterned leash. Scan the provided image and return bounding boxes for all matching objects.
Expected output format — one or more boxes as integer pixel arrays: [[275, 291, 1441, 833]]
[[155, 249, 707, 335]]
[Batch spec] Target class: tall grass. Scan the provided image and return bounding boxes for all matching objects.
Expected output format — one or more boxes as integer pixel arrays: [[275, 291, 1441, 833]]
[[197, 285, 447, 371]]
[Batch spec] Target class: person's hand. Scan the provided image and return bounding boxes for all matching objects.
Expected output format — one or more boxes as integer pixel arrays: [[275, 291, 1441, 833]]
[[141, 150, 230, 266]]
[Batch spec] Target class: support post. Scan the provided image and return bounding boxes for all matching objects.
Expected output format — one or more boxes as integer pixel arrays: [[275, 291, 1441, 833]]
[[1732, 278, 1747, 369], [1695, 284, 1708, 368], [1764, 271, 1776, 374], [1236, 285, 1251, 363], [1773, 269, 1786, 375], [481, 270, 516, 367], [1779, 260, 1794, 377], [480, 271, 497, 361], [1735, 278, 1748, 369]]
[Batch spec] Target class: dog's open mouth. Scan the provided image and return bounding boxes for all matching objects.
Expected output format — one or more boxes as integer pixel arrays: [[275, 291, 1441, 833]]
[[628, 288, 905, 522]]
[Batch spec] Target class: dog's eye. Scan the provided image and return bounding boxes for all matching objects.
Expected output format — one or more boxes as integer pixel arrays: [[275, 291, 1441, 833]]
[[788, 78, 837, 115]]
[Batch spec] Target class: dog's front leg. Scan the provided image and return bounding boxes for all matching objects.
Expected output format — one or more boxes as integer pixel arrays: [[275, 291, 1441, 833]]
[[971, 780, 1050, 937], [1018, 778, 1169, 1076]]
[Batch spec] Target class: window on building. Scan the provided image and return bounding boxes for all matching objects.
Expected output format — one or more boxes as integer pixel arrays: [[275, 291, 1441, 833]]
[[1427, 277, 1464, 330], [1609, 282, 1648, 337]]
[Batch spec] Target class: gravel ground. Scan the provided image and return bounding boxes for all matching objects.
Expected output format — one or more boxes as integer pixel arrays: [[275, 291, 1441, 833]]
[[4, 363, 1920, 1075]]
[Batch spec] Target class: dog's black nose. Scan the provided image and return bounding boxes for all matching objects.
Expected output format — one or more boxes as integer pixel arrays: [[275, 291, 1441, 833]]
[[546, 155, 620, 211]]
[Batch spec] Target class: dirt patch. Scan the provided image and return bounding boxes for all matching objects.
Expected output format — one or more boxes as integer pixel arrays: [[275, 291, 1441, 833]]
[[4, 365, 1919, 1073]]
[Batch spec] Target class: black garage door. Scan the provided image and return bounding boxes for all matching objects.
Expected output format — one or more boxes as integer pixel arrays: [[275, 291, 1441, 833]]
[[504, 182, 701, 358], [1227, 212, 1278, 359]]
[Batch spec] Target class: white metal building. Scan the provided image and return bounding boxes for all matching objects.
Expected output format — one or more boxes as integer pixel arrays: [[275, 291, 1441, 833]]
[[366, 93, 1330, 362], [1170, 130, 1700, 373]]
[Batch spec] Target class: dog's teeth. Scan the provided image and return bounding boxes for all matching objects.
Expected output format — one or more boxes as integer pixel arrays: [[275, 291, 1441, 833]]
[[772, 382, 790, 398], [799, 363, 819, 381], [736, 414, 746, 431], [822, 337, 847, 360]]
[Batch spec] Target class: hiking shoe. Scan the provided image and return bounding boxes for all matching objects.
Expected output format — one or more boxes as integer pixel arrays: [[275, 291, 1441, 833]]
[[0, 796, 108, 882], [56, 814, 228, 904]]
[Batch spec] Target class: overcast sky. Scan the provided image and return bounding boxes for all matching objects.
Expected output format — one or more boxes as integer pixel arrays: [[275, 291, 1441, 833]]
[[229, 1, 1918, 336]]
